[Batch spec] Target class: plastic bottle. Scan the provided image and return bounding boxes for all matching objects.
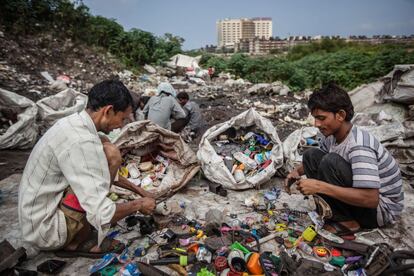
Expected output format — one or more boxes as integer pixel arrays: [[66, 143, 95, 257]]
[[233, 152, 257, 169]]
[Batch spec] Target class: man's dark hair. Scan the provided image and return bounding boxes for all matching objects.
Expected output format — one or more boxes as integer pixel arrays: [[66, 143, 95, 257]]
[[87, 80, 133, 113], [177, 92, 189, 100], [308, 83, 354, 121]]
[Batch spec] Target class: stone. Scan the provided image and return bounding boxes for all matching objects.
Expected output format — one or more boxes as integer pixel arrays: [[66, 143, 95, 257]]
[[144, 64, 157, 74]]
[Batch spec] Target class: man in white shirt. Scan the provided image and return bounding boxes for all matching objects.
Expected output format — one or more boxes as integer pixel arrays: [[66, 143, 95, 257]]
[[18, 80, 156, 258]]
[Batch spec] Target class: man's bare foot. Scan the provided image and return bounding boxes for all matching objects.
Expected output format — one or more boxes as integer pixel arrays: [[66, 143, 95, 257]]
[[65, 235, 122, 253], [324, 220, 360, 234]]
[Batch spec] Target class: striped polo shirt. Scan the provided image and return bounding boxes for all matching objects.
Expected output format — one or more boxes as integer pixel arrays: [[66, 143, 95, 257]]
[[319, 125, 404, 226]]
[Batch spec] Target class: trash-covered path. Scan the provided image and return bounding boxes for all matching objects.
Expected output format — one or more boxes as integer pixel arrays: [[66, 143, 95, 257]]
[[1, 172, 414, 275]]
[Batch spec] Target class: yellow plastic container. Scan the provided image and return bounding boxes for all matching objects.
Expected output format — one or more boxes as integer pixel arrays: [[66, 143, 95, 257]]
[[302, 225, 317, 242]]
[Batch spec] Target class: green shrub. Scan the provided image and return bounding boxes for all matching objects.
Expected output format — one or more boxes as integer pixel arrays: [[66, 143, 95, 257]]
[[199, 42, 414, 91]]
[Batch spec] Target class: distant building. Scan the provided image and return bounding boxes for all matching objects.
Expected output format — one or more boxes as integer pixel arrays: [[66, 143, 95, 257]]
[[236, 37, 287, 54], [252, 17, 272, 40], [204, 44, 217, 53], [216, 17, 272, 49], [235, 36, 313, 54]]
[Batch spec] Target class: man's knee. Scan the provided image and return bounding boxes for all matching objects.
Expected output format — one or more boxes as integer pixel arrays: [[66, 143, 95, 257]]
[[320, 153, 342, 170], [303, 147, 324, 163], [103, 142, 122, 169]]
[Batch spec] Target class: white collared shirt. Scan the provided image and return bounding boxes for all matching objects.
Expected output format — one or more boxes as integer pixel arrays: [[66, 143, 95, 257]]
[[18, 110, 116, 249]]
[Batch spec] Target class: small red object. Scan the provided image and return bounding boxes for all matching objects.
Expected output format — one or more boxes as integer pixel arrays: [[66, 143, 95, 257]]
[[331, 248, 342, 257], [214, 256, 228, 272], [62, 193, 85, 212]]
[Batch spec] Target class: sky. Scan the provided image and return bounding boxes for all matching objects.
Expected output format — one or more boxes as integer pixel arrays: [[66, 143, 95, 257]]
[[82, 0, 414, 50]]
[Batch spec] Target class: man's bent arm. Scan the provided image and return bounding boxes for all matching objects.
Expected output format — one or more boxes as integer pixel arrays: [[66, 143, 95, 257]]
[[318, 180, 379, 208], [114, 175, 157, 198], [110, 200, 141, 224]]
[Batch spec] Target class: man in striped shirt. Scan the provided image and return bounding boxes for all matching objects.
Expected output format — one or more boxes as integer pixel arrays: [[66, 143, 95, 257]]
[[285, 83, 404, 231], [19, 80, 156, 258]]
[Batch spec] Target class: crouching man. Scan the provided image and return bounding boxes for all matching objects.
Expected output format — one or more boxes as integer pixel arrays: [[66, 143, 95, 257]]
[[176, 92, 208, 141], [285, 83, 404, 234], [18, 80, 156, 258]]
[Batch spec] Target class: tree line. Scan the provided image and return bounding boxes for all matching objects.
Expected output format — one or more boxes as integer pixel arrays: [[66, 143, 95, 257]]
[[200, 40, 414, 91]]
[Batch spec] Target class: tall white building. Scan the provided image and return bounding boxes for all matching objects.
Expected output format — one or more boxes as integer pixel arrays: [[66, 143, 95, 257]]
[[217, 17, 272, 49], [252, 17, 272, 40]]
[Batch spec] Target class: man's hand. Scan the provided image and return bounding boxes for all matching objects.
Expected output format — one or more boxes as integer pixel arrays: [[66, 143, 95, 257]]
[[138, 197, 156, 215], [284, 169, 301, 194], [296, 179, 322, 195], [112, 197, 155, 224]]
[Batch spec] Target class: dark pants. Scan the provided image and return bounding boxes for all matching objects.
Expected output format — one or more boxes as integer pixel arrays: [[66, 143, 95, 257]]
[[171, 118, 189, 133], [303, 148, 378, 229]]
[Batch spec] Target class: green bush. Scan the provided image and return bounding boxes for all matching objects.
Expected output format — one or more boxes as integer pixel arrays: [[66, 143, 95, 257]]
[[199, 42, 414, 91]]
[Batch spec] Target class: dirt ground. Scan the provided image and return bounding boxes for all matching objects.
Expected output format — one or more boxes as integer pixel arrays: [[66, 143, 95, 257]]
[[0, 150, 31, 181]]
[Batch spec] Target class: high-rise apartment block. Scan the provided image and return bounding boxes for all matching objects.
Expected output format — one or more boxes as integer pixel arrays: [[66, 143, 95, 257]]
[[216, 17, 272, 48], [252, 17, 272, 40]]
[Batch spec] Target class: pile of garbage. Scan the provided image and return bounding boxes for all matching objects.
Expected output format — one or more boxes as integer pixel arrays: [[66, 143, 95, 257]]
[[119, 152, 170, 191], [36, 88, 87, 134], [0, 88, 38, 149], [212, 129, 274, 183], [0, 88, 89, 149], [113, 120, 200, 198], [198, 108, 284, 190], [81, 188, 409, 276], [119, 53, 310, 140], [0, 32, 124, 102], [349, 64, 414, 179]]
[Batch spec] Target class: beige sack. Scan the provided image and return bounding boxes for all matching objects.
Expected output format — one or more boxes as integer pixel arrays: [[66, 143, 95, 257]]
[[113, 120, 200, 200]]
